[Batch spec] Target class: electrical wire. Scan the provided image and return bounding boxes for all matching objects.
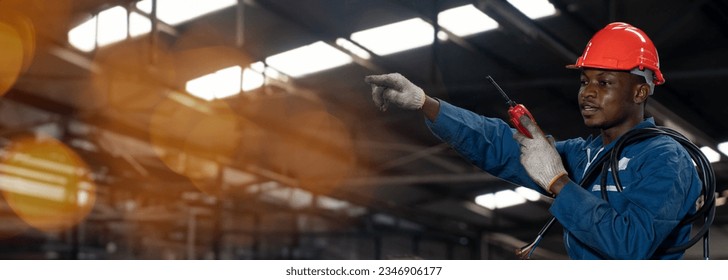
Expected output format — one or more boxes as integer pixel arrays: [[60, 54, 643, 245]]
[[519, 126, 716, 260], [608, 127, 716, 259], [516, 151, 610, 259]]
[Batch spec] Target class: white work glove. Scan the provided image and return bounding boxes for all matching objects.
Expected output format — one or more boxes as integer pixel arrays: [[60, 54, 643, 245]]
[[512, 115, 568, 194], [364, 73, 426, 111]]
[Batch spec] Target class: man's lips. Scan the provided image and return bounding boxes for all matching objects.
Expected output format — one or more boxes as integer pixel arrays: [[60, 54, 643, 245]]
[[580, 102, 599, 115]]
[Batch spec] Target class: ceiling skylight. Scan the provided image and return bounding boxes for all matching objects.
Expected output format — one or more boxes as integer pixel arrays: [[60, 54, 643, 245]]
[[129, 12, 152, 38], [507, 0, 557, 19], [700, 146, 721, 163], [185, 63, 271, 99], [264, 67, 287, 82], [718, 141, 728, 157], [265, 41, 353, 78], [68, 16, 97, 52], [186, 66, 242, 101], [515, 187, 541, 201], [350, 18, 434, 56], [336, 38, 371, 60], [475, 189, 527, 210], [69, 5, 144, 51], [250, 61, 266, 73], [475, 193, 497, 210], [136, 0, 152, 14], [438, 4, 498, 37], [242, 67, 264, 92], [97, 6, 128, 47], [137, 0, 236, 26]]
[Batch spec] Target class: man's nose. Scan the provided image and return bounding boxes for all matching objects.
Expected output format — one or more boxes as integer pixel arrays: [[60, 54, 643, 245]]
[[579, 84, 597, 99]]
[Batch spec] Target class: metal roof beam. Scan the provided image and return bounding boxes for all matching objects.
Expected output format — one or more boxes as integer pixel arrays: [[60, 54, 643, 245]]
[[474, 0, 579, 62], [388, 0, 529, 75]]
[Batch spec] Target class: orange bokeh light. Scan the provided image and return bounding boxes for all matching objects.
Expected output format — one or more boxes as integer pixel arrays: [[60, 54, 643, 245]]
[[280, 110, 356, 192], [0, 10, 36, 74], [0, 135, 97, 232], [0, 197, 31, 240], [149, 95, 244, 195], [0, 21, 24, 97], [241, 92, 356, 193]]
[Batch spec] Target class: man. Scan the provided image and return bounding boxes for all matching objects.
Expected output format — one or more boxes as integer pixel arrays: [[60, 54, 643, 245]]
[[364, 22, 702, 259]]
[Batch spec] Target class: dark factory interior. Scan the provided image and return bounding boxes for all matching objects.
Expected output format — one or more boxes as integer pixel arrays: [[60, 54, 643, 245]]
[[0, 0, 726, 260]]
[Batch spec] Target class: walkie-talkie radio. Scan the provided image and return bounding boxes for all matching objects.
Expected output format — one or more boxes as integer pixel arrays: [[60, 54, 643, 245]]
[[486, 76, 536, 138]]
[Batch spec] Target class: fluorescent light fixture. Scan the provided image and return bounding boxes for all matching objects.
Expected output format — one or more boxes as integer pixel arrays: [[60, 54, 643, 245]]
[[97, 6, 128, 47], [129, 12, 151, 37], [242, 67, 264, 92], [335, 38, 371, 60], [186, 66, 242, 101], [265, 41, 353, 78], [350, 18, 434, 56], [475, 189, 527, 210], [68, 16, 97, 52], [154, 0, 236, 26], [515, 186, 541, 201], [700, 146, 721, 163], [507, 0, 557, 19], [438, 4, 498, 37], [718, 141, 728, 157]]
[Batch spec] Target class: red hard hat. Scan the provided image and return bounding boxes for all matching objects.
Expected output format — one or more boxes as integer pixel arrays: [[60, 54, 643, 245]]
[[567, 22, 665, 85]]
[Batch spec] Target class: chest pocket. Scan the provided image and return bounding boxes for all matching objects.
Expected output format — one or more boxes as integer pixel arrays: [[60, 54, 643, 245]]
[[588, 156, 645, 213], [589, 156, 642, 193]]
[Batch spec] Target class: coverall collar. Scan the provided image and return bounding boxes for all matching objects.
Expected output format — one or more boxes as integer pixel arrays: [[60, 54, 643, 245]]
[[583, 117, 657, 159]]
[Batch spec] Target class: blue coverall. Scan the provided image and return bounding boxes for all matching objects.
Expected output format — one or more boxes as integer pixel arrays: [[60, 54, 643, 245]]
[[426, 100, 702, 259]]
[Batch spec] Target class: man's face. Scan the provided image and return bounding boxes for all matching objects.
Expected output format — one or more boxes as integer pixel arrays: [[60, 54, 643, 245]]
[[578, 69, 643, 129]]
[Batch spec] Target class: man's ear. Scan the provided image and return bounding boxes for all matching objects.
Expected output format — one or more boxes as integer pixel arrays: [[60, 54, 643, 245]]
[[634, 84, 649, 104]]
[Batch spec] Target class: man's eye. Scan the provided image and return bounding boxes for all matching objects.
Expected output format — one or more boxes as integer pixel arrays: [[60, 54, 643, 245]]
[[598, 80, 610, 86], [580, 80, 588, 86]]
